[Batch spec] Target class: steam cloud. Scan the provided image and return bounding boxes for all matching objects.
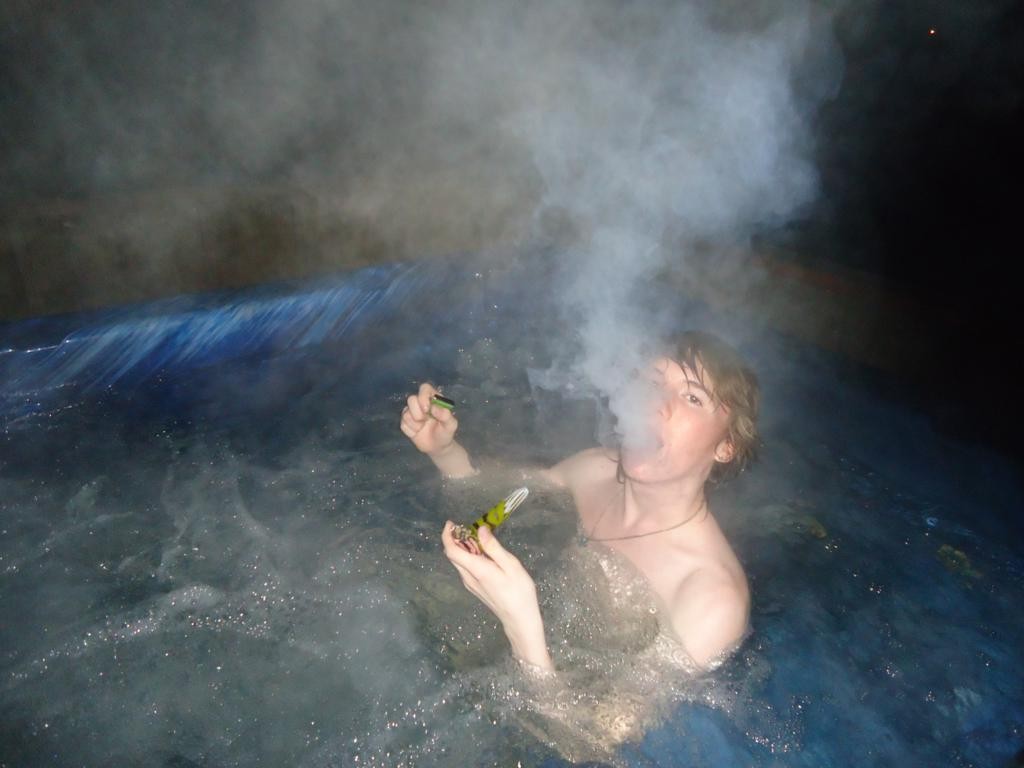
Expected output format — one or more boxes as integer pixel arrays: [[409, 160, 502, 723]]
[[1, 0, 843, 446]]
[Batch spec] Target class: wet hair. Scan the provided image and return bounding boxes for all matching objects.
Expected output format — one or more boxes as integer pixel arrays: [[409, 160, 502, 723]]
[[672, 330, 760, 480]]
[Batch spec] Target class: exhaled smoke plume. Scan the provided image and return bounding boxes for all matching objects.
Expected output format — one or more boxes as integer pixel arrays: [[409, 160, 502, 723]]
[[1, 0, 843, 444], [420, 0, 842, 447]]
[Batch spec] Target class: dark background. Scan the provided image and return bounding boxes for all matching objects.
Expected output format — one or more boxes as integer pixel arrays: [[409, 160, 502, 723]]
[[814, 1, 1022, 466], [1, 0, 1022, 466]]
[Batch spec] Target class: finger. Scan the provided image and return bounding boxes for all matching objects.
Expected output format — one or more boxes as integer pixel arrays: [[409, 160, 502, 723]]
[[418, 382, 438, 413], [451, 566, 495, 610], [476, 525, 522, 572], [442, 521, 476, 559], [446, 533, 481, 556], [433, 411, 458, 438], [400, 420, 418, 440], [406, 394, 426, 421], [454, 536, 479, 555], [432, 405, 455, 425], [441, 520, 468, 558], [442, 522, 500, 575], [446, 543, 500, 579], [401, 412, 425, 436]]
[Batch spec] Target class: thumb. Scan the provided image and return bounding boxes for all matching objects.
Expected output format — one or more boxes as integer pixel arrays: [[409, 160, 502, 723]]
[[437, 409, 458, 431], [477, 525, 517, 570]]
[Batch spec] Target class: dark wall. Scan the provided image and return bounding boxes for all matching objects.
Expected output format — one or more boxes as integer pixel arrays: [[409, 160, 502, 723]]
[[822, 1, 1023, 459], [1, 1, 1021, 463]]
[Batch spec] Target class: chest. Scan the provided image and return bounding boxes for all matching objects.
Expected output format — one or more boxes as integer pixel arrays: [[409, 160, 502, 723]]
[[572, 483, 703, 609]]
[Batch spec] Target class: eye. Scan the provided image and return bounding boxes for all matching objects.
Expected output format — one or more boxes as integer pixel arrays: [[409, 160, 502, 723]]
[[680, 391, 703, 407]]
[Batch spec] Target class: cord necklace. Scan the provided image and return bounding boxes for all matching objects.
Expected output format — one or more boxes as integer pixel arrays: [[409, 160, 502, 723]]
[[579, 459, 707, 544]]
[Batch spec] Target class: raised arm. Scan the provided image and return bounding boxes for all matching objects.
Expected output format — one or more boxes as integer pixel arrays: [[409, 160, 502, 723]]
[[399, 381, 582, 488], [441, 521, 554, 671], [399, 382, 478, 479]]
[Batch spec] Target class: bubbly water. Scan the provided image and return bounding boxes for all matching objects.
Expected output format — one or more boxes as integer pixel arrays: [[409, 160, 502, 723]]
[[2, 314, 1022, 766]]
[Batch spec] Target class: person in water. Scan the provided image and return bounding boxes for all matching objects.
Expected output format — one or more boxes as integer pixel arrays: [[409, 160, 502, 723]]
[[400, 330, 759, 671]]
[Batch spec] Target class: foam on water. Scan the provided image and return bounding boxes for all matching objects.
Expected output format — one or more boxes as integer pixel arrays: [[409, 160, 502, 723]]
[[1, 328, 1022, 766]]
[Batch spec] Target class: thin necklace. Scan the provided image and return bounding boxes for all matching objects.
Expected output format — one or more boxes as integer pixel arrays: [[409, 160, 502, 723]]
[[579, 466, 707, 544]]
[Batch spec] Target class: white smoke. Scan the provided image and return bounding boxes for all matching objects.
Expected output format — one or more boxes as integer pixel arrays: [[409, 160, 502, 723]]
[[3, 0, 844, 448], [420, 0, 842, 447]]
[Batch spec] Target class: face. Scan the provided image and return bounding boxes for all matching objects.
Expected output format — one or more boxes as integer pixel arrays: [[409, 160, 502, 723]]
[[619, 357, 734, 484]]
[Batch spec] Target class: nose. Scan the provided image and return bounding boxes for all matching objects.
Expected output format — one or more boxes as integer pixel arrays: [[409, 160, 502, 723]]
[[657, 395, 668, 416], [626, 366, 670, 421], [635, 377, 669, 421], [655, 388, 672, 421]]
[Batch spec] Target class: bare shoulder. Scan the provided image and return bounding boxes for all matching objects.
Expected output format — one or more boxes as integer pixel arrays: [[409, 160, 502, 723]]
[[542, 447, 617, 490], [669, 565, 750, 668]]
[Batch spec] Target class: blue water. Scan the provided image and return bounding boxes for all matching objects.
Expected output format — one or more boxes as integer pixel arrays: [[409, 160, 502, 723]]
[[1, 255, 1021, 766]]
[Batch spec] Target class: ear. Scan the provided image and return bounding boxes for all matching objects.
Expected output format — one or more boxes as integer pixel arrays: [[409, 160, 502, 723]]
[[713, 437, 736, 464]]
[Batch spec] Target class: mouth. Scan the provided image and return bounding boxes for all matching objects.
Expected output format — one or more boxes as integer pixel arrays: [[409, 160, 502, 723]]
[[620, 431, 665, 462]]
